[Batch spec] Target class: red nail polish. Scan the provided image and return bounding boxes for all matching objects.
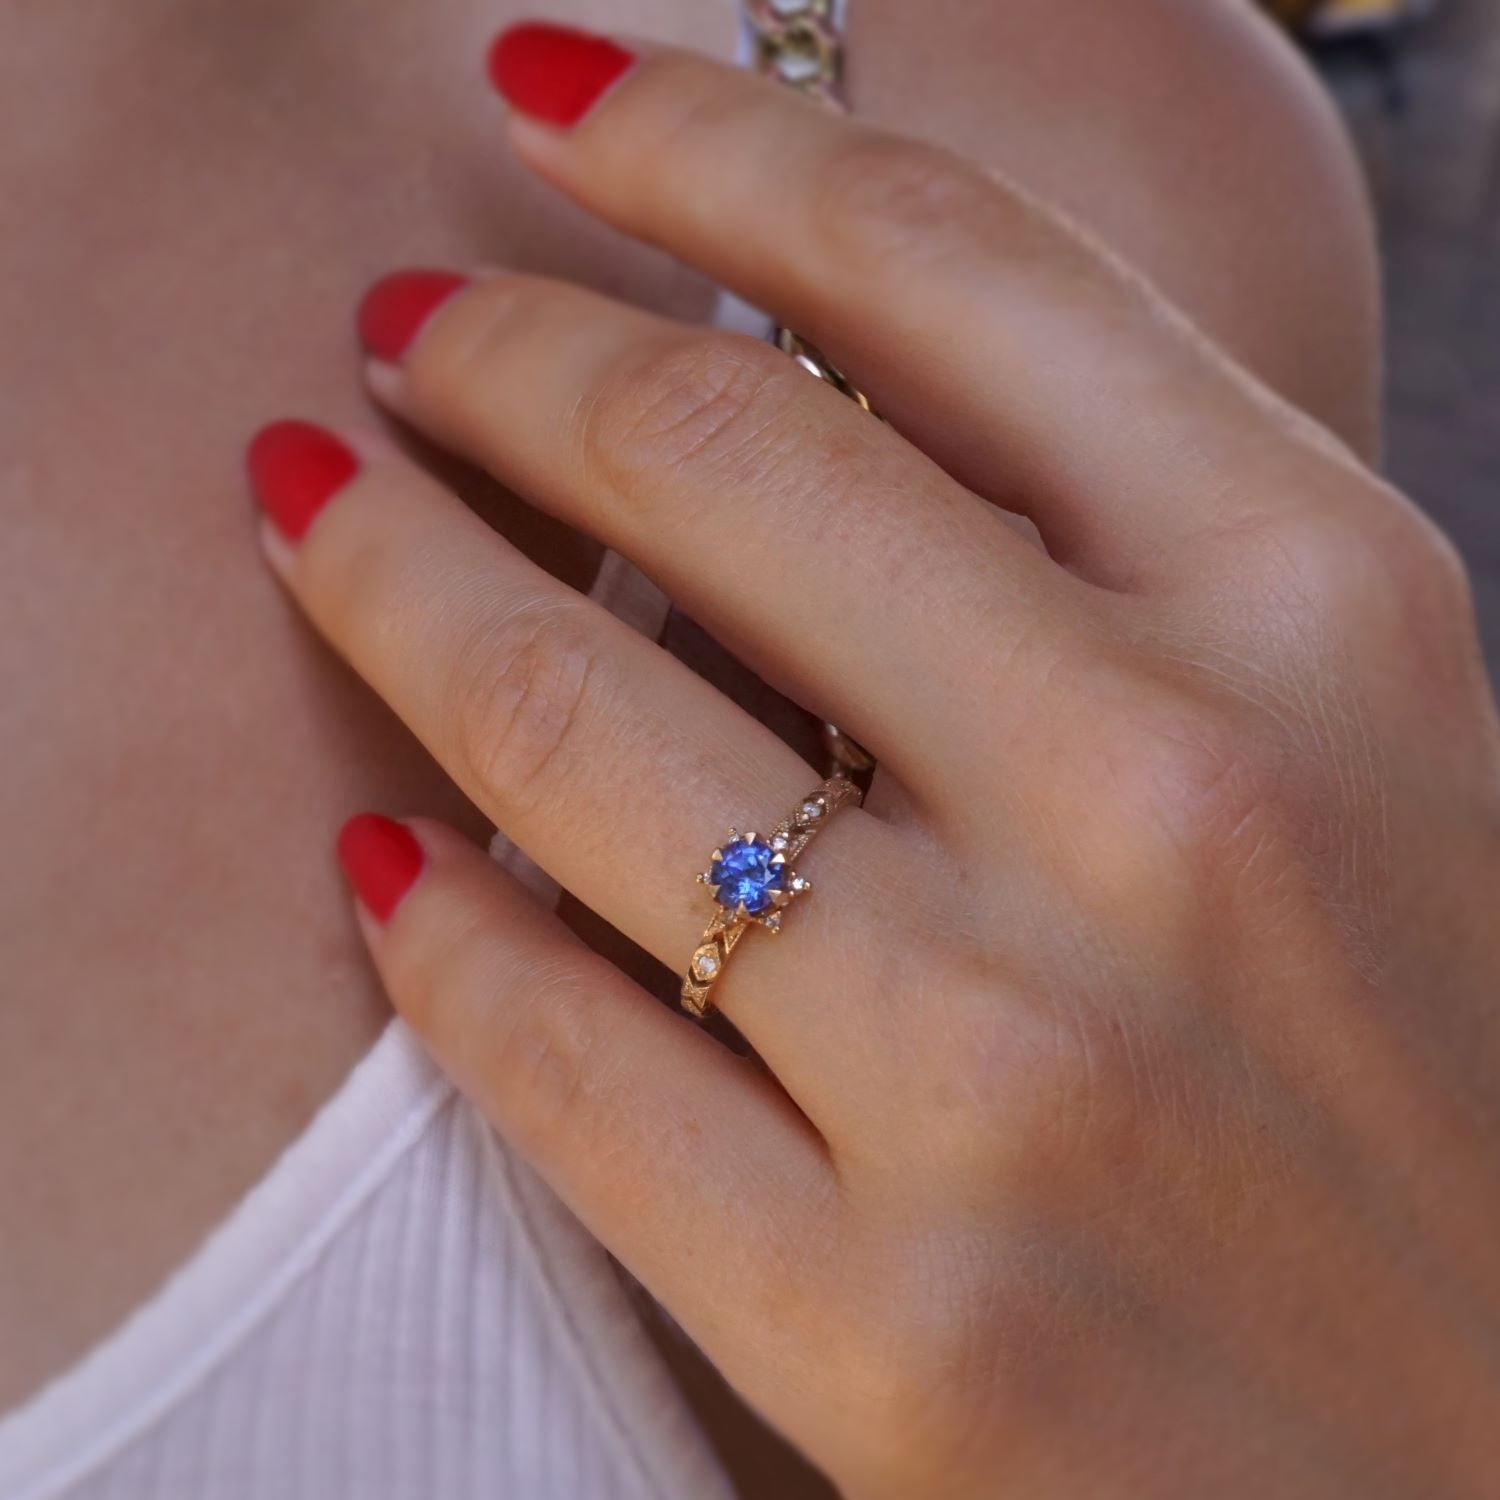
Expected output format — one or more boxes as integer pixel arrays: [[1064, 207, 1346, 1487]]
[[357, 270, 468, 362], [246, 421, 359, 544], [337, 814, 425, 924], [487, 22, 635, 127]]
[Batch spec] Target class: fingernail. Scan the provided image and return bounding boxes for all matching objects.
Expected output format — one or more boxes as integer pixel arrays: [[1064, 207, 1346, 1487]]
[[337, 814, 426, 924], [246, 420, 359, 544], [487, 22, 635, 127], [357, 270, 469, 362]]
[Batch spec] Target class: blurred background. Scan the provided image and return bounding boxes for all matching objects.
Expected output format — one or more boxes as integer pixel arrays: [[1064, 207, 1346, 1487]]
[[1268, 0, 1499, 674]]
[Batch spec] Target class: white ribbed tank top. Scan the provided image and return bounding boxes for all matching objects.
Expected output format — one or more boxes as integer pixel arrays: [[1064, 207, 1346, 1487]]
[[0, 1025, 733, 1500]]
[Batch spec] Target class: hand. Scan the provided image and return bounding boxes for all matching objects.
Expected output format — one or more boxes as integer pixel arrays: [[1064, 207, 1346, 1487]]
[[245, 26, 1500, 1497]]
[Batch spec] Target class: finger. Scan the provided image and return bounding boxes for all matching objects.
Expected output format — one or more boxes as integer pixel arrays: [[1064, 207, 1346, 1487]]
[[247, 419, 912, 1125], [488, 25, 1370, 591], [336, 812, 835, 1374], [356, 267, 1077, 806]]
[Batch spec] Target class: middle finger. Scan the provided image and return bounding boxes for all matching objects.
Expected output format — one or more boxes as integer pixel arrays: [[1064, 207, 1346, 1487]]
[[357, 269, 1088, 815]]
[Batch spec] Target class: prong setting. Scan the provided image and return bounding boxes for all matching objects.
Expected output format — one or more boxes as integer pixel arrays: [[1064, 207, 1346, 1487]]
[[682, 777, 862, 1015]]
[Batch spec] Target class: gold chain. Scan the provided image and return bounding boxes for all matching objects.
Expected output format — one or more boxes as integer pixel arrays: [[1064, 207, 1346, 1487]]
[[743, 0, 845, 103], [741, 0, 856, 393], [741, 0, 876, 777]]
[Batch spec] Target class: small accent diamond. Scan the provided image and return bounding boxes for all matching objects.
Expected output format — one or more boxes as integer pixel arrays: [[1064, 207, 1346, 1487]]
[[773, 47, 822, 84]]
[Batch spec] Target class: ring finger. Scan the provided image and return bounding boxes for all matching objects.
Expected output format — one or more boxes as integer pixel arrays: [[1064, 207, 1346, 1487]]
[[246, 418, 918, 1132]]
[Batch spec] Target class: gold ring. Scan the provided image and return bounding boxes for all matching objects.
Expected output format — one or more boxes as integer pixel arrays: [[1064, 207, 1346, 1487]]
[[681, 775, 863, 1018]]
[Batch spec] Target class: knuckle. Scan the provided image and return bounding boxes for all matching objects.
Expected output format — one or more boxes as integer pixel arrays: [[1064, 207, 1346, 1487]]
[[1253, 504, 1484, 724], [1320, 510, 1426, 606], [1072, 684, 1299, 902], [448, 598, 615, 816], [1073, 656, 1401, 970], [580, 331, 790, 493], [810, 135, 997, 272], [1245, 501, 1473, 641], [1378, 507, 1477, 630]]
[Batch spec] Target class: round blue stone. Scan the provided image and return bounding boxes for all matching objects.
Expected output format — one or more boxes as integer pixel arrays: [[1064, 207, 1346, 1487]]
[[710, 837, 785, 915]]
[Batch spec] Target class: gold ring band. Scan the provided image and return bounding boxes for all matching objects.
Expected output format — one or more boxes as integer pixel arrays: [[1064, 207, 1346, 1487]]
[[681, 775, 863, 1019]]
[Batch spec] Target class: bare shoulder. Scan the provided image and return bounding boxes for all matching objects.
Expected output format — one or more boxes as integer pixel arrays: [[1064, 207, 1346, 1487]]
[[848, 0, 1381, 459]]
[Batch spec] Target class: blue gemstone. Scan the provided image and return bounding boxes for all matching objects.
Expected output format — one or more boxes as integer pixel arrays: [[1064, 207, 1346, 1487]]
[[710, 837, 785, 915]]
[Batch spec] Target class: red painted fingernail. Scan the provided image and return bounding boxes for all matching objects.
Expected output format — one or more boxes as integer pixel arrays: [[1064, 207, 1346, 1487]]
[[337, 814, 426, 924], [487, 22, 635, 127], [246, 420, 359, 544], [357, 270, 468, 362]]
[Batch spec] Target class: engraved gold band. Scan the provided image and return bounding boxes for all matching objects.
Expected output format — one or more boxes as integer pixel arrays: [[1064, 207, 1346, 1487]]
[[681, 775, 863, 1018]]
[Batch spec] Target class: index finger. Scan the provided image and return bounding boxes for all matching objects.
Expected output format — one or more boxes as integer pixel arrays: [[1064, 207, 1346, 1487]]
[[489, 26, 1373, 591]]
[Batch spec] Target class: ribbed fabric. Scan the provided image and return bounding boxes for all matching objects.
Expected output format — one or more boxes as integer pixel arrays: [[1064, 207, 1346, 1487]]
[[0, 1026, 734, 1500]]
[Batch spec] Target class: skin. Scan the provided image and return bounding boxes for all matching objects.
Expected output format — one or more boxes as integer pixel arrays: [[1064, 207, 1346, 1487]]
[[0, 0, 1382, 1487], [267, 44, 1500, 1498]]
